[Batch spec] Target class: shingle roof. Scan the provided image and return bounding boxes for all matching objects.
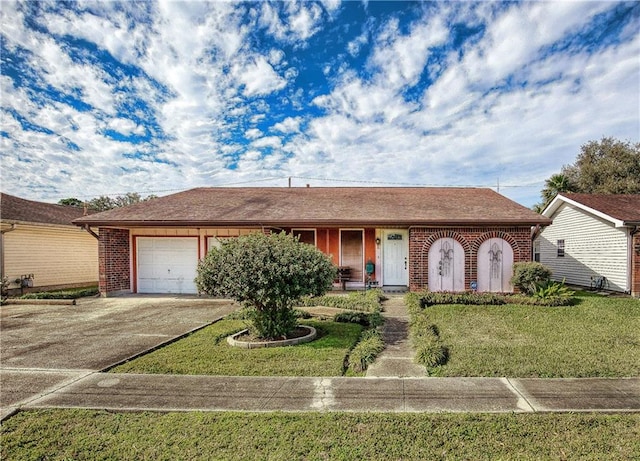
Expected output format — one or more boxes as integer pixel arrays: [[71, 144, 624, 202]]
[[1, 193, 88, 226], [560, 193, 640, 223], [73, 187, 550, 227]]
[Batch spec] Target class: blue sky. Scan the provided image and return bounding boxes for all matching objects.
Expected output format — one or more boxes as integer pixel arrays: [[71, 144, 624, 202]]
[[1, 1, 638, 208]]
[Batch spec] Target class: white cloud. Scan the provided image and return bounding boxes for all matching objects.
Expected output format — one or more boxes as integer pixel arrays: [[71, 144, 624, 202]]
[[108, 118, 142, 136], [233, 56, 287, 97], [252, 136, 282, 149], [245, 128, 262, 139], [273, 117, 302, 134]]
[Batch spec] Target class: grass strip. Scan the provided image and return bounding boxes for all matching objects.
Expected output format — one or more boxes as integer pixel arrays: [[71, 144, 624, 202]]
[[111, 319, 363, 376], [2, 410, 638, 460], [19, 286, 99, 300]]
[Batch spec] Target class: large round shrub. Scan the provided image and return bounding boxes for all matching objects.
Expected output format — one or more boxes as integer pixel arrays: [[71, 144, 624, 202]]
[[195, 232, 336, 339], [511, 262, 552, 295]]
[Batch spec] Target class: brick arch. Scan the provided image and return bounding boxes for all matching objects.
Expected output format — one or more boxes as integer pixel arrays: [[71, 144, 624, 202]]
[[416, 231, 471, 291], [472, 231, 521, 261], [421, 230, 471, 254]]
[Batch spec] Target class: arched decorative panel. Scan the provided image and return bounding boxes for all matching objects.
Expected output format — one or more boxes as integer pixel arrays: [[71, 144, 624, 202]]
[[477, 238, 514, 292], [428, 238, 465, 292]]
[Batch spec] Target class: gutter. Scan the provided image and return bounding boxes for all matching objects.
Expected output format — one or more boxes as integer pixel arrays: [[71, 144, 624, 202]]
[[81, 224, 99, 240], [74, 218, 552, 229]]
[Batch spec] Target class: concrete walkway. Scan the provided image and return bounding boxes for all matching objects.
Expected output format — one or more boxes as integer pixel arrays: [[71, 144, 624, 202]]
[[8, 373, 640, 415], [366, 295, 427, 377]]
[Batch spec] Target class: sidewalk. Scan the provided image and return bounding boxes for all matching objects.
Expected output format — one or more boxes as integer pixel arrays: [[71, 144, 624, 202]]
[[6, 372, 639, 417]]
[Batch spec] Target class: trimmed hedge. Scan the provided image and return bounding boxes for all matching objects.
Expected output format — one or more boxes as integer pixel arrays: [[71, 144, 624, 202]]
[[347, 328, 385, 373], [511, 262, 553, 295], [410, 289, 575, 308], [299, 289, 384, 313], [408, 307, 448, 368], [334, 311, 383, 328]]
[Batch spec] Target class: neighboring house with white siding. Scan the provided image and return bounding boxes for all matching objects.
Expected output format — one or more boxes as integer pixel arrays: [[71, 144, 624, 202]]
[[1, 193, 98, 295], [537, 193, 640, 296]]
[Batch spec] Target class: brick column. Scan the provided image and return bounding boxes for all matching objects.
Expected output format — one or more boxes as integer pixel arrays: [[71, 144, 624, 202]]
[[98, 228, 131, 296]]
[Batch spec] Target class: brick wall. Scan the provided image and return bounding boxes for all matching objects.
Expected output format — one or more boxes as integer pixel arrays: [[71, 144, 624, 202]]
[[98, 228, 131, 295], [409, 226, 533, 292], [632, 231, 640, 298]]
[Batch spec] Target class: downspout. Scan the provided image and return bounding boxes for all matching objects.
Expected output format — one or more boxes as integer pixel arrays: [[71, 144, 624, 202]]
[[81, 224, 99, 240], [629, 225, 639, 296], [1, 224, 17, 287]]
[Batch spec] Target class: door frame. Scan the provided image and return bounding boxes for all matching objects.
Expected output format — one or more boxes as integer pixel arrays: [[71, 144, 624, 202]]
[[381, 229, 409, 286]]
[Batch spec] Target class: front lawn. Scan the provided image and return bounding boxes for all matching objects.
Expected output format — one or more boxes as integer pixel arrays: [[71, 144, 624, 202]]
[[408, 292, 640, 377], [111, 319, 363, 376], [2, 410, 638, 460]]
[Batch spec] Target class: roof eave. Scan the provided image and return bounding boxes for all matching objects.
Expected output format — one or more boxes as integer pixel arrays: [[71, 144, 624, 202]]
[[73, 218, 551, 228]]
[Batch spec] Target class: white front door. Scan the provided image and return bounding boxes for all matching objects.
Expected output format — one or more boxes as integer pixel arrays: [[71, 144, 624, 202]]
[[137, 237, 198, 294], [383, 230, 408, 286], [428, 238, 465, 292]]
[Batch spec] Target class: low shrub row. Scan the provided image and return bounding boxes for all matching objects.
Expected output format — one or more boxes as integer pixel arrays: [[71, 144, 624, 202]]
[[19, 286, 99, 300], [347, 328, 385, 373], [298, 289, 384, 313], [411, 283, 575, 309], [418, 291, 506, 307], [334, 311, 383, 328], [409, 308, 449, 368]]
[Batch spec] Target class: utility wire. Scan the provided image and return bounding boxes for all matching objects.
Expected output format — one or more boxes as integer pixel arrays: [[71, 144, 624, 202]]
[[65, 175, 543, 201]]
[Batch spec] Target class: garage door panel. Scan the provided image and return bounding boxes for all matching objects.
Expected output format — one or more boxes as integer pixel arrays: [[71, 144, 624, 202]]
[[137, 238, 198, 294]]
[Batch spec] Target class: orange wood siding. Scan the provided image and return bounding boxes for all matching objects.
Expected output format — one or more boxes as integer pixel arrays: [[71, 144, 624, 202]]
[[364, 228, 377, 280]]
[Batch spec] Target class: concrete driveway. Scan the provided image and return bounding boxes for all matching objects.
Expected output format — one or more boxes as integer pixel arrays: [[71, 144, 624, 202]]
[[1, 295, 237, 417]]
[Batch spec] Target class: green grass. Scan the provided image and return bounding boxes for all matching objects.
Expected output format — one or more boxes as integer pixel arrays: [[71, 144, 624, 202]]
[[111, 319, 363, 376], [19, 286, 99, 299], [2, 409, 638, 460], [408, 293, 640, 377]]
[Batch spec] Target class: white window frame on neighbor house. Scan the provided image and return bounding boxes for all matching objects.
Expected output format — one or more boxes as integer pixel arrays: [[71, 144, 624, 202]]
[[557, 239, 565, 257]]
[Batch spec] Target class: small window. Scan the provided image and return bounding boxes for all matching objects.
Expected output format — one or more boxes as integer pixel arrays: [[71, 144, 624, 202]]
[[533, 240, 540, 262], [557, 239, 565, 257], [292, 229, 316, 246]]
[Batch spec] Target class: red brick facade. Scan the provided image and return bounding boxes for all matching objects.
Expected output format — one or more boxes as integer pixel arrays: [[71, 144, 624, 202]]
[[409, 226, 533, 291], [98, 228, 130, 295], [632, 231, 640, 298]]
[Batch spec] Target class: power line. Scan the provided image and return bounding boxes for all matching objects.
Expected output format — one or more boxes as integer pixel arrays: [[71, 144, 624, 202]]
[[59, 175, 544, 202]]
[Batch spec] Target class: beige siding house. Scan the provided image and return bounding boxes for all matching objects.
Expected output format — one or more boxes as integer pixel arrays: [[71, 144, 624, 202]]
[[538, 193, 640, 296], [1, 193, 98, 295]]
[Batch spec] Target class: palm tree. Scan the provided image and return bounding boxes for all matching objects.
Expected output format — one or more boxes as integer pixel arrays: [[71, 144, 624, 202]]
[[540, 173, 575, 208], [532, 173, 576, 213]]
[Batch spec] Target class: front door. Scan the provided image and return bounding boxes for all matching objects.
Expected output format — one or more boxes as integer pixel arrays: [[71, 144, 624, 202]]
[[383, 230, 408, 286], [428, 238, 465, 292]]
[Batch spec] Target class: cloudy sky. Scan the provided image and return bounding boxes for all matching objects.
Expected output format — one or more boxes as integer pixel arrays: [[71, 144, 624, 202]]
[[1, 1, 638, 208]]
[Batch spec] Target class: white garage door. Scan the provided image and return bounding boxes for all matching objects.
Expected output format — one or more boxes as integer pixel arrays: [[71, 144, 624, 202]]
[[137, 238, 198, 294]]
